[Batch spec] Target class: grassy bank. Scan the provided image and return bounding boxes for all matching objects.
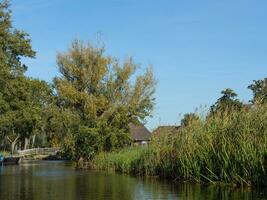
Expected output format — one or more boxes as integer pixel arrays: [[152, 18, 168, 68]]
[[91, 104, 267, 186]]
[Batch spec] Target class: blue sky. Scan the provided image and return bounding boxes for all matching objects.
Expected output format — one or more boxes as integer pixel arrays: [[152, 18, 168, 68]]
[[11, 0, 267, 130]]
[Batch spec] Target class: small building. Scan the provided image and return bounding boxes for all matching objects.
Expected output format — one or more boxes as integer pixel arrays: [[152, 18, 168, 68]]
[[129, 123, 151, 145]]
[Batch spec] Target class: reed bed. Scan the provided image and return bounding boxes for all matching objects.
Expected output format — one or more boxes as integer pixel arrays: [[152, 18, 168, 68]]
[[92, 104, 267, 186]]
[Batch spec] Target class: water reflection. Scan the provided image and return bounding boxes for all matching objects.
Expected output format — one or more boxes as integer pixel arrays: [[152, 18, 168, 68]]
[[0, 161, 266, 200]]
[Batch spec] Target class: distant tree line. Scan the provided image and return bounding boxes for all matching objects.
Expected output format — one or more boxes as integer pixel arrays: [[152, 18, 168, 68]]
[[180, 80, 267, 127]]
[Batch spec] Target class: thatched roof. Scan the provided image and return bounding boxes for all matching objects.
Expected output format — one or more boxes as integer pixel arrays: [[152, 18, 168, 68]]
[[153, 126, 181, 136], [129, 123, 151, 142]]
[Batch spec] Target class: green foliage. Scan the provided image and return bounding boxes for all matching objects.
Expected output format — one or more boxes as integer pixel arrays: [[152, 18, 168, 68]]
[[210, 88, 243, 115], [0, 1, 35, 76], [42, 105, 80, 147], [248, 78, 267, 104], [103, 129, 132, 151]]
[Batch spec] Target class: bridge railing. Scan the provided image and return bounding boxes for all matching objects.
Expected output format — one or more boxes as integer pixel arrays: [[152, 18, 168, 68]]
[[17, 147, 60, 156]]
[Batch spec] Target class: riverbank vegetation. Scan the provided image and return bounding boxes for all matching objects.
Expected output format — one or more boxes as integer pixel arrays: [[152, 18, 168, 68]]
[[92, 101, 267, 186]]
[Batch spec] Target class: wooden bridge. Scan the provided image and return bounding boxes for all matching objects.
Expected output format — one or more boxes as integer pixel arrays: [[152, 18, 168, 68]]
[[17, 147, 60, 157]]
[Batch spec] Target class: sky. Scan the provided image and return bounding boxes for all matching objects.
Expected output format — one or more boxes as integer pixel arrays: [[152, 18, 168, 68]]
[[10, 0, 267, 130]]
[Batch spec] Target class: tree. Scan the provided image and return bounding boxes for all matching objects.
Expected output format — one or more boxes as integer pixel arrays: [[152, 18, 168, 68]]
[[248, 78, 267, 105], [0, 1, 51, 153], [0, 77, 52, 152], [54, 40, 156, 160], [14, 78, 52, 150], [210, 88, 243, 115]]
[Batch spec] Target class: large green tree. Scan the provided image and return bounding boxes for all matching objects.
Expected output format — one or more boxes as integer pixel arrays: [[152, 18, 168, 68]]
[[0, 1, 51, 153], [54, 40, 156, 160]]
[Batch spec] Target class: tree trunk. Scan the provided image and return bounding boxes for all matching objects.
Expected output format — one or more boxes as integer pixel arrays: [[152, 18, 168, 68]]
[[18, 142, 21, 151], [7, 135, 20, 155], [24, 138, 29, 150], [31, 135, 36, 148]]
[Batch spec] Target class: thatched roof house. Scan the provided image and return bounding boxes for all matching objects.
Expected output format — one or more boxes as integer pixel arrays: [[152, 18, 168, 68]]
[[129, 123, 151, 145]]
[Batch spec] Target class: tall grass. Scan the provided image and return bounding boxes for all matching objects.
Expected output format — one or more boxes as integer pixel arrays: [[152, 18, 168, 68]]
[[92, 104, 267, 186]]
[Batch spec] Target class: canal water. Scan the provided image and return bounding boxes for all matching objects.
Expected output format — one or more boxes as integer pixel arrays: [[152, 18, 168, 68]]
[[0, 161, 266, 200]]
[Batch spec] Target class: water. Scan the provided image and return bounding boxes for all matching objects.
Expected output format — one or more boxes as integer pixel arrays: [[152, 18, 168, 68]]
[[0, 161, 266, 200]]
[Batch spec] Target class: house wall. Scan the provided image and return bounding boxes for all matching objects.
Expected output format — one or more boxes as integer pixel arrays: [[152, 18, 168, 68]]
[[133, 140, 149, 146]]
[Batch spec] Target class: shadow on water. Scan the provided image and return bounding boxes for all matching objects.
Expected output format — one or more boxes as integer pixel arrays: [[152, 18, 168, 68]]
[[0, 161, 267, 200]]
